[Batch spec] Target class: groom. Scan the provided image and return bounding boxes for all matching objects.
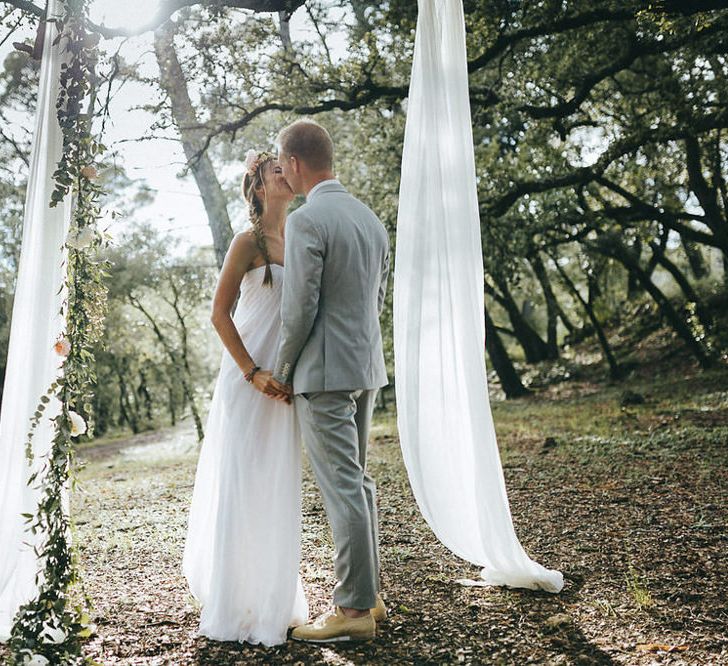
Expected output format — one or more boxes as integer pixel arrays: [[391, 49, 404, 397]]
[[263, 119, 390, 642]]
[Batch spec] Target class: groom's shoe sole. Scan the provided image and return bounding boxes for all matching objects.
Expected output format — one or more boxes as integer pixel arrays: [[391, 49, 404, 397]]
[[291, 634, 373, 643], [290, 608, 376, 643]]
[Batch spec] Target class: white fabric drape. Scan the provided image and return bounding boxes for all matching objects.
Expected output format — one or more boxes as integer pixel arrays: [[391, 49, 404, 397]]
[[0, 1, 72, 640], [393, 0, 563, 593]]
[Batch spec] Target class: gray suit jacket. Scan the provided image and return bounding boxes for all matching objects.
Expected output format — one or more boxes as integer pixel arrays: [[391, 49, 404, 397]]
[[273, 181, 390, 394]]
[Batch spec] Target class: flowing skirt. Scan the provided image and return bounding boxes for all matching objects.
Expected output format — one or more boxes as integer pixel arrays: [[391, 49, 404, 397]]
[[183, 264, 308, 646]]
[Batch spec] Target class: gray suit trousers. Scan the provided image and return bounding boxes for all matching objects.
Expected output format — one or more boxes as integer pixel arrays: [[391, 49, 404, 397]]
[[295, 388, 380, 609]]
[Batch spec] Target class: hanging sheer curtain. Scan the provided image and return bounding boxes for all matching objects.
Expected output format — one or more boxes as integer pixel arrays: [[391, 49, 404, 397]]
[[0, 1, 73, 640], [394, 0, 563, 593]]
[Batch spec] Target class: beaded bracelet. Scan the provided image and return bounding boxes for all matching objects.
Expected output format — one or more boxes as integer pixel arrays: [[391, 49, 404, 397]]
[[244, 365, 260, 383]]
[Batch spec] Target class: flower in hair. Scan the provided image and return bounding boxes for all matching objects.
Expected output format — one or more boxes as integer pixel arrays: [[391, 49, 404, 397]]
[[245, 149, 261, 175]]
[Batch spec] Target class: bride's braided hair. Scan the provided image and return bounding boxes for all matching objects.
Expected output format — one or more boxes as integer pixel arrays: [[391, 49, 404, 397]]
[[242, 151, 275, 287]]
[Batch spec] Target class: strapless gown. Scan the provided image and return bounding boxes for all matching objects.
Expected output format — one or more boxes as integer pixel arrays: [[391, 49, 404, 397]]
[[183, 263, 308, 646]]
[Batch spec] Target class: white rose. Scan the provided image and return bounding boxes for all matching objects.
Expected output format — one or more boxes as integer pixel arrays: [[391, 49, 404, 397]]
[[23, 654, 49, 666], [244, 148, 259, 171], [68, 410, 87, 437], [41, 621, 66, 645]]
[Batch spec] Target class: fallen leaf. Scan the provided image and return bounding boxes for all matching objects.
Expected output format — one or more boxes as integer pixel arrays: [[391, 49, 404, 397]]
[[636, 643, 688, 653]]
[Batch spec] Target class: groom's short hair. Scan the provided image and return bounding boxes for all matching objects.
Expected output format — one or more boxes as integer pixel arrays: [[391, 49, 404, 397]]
[[277, 119, 334, 172]]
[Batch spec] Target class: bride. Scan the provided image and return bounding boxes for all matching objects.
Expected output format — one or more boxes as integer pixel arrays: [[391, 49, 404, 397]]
[[182, 149, 308, 646]]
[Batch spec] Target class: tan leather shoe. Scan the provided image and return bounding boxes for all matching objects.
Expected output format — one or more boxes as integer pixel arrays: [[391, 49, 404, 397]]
[[291, 606, 375, 643], [371, 593, 387, 622]]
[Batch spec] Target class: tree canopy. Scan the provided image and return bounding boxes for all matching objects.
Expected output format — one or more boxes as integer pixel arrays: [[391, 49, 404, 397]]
[[1, 0, 727, 401]]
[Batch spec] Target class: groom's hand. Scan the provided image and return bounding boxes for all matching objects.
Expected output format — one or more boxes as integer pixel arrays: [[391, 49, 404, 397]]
[[263, 376, 293, 404]]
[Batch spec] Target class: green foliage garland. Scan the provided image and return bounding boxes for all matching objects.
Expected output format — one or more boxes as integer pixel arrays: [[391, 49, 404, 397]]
[[8, 1, 109, 664]]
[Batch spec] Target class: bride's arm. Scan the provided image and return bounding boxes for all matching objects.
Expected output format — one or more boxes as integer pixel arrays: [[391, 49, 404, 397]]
[[210, 232, 260, 378]]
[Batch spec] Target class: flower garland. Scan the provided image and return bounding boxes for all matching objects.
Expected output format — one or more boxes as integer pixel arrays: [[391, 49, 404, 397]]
[[8, 1, 109, 664]]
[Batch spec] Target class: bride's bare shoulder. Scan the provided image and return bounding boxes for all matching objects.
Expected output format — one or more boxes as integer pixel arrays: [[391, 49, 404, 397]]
[[230, 230, 257, 253], [224, 230, 259, 270]]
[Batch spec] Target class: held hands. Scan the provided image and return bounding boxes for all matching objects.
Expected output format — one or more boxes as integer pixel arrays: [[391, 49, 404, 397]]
[[244, 364, 292, 404], [263, 376, 293, 404], [250, 369, 274, 395]]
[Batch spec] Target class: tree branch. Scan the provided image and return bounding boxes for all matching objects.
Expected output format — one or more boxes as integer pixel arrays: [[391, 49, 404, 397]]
[[0, 0, 41, 18], [594, 176, 726, 250], [487, 108, 728, 218], [187, 83, 408, 163], [467, 0, 728, 74], [0, 0, 306, 37], [517, 21, 725, 120], [653, 0, 728, 14]]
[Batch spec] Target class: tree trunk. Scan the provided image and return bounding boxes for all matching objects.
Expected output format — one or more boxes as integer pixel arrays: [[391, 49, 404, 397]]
[[528, 253, 564, 358], [627, 238, 643, 299], [115, 362, 140, 433], [648, 241, 712, 330], [596, 240, 712, 369], [681, 238, 708, 279], [154, 20, 233, 270], [486, 276, 551, 363], [128, 293, 205, 440], [551, 257, 623, 380], [555, 300, 578, 336], [685, 136, 728, 244], [278, 11, 293, 50], [137, 368, 154, 421], [684, 135, 728, 285], [583, 253, 609, 307], [484, 306, 530, 399], [167, 385, 177, 426], [587, 270, 600, 306]]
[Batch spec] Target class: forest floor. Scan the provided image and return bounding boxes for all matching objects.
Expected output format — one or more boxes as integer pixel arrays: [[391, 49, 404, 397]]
[[3, 332, 728, 665]]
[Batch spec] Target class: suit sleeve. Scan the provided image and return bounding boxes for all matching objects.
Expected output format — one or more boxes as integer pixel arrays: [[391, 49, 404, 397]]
[[378, 237, 390, 317], [273, 211, 325, 384]]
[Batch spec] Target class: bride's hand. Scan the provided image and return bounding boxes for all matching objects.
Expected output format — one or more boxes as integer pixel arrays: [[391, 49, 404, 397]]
[[251, 369, 272, 394], [262, 374, 293, 404]]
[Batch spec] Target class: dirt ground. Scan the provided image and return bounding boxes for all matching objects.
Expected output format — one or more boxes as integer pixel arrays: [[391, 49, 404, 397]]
[[2, 356, 727, 665]]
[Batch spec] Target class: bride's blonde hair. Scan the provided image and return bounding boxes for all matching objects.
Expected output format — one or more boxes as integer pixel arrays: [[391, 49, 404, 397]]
[[241, 152, 275, 287]]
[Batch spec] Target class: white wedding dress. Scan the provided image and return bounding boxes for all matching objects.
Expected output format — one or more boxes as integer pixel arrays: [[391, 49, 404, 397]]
[[183, 262, 308, 646]]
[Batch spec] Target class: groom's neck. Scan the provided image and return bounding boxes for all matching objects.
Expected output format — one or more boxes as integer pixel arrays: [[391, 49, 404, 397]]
[[302, 171, 336, 197]]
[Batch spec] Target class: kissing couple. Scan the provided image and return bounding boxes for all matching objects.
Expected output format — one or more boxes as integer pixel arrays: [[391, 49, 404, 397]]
[[182, 119, 390, 646]]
